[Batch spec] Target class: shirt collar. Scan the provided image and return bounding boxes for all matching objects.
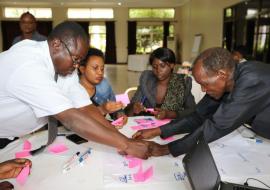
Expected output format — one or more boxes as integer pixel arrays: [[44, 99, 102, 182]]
[[39, 41, 56, 78]]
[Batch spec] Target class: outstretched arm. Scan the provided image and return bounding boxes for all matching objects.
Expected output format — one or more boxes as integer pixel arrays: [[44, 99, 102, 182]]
[[55, 108, 151, 159]]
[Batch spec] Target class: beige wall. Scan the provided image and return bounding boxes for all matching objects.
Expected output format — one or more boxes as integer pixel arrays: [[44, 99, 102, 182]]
[[114, 8, 128, 63], [52, 7, 68, 27], [178, 0, 242, 62]]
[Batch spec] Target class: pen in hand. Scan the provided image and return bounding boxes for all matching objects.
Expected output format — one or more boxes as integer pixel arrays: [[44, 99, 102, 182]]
[[140, 96, 146, 105], [140, 96, 147, 111]]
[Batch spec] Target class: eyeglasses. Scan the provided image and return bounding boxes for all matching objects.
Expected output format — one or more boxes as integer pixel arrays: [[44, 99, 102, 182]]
[[60, 40, 82, 66]]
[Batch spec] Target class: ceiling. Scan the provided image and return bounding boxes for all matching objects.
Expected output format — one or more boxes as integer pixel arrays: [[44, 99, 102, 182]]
[[0, 0, 190, 7]]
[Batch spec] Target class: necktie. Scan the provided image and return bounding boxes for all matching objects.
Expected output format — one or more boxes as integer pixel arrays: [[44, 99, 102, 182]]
[[30, 74, 59, 155], [30, 117, 58, 155]]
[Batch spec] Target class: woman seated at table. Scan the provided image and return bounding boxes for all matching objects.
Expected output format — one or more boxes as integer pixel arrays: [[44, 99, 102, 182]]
[[125, 47, 195, 120], [79, 47, 127, 127]]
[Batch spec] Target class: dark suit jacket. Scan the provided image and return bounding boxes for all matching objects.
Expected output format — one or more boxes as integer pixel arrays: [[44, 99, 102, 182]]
[[127, 70, 195, 119], [160, 61, 270, 157]]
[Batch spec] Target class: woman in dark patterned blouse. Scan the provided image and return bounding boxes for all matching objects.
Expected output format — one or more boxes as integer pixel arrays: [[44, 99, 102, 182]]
[[125, 47, 196, 120]]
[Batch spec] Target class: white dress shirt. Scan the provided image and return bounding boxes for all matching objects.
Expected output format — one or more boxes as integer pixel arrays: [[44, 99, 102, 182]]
[[0, 40, 91, 138]]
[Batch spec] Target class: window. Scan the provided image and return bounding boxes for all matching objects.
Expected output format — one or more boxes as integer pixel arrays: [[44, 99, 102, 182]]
[[246, 9, 258, 19], [136, 25, 163, 54], [129, 8, 174, 19], [169, 24, 174, 37], [254, 25, 270, 61], [225, 8, 232, 18], [136, 24, 174, 54], [4, 7, 52, 18], [67, 8, 114, 19], [89, 25, 106, 52]]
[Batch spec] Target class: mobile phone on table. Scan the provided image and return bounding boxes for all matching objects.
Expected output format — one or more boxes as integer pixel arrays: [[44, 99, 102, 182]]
[[66, 134, 88, 144]]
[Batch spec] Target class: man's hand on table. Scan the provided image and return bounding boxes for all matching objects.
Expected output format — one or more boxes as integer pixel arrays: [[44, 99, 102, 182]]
[[147, 141, 170, 157], [132, 128, 170, 157], [119, 139, 152, 159], [132, 128, 161, 140]]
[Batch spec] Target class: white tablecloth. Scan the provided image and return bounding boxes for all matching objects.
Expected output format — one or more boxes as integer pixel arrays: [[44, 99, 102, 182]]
[[0, 116, 270, 190], [127, 54, 149, 72]]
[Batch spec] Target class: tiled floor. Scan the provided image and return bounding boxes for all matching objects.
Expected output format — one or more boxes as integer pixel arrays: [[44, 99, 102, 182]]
[[104, 64, 142, 94]]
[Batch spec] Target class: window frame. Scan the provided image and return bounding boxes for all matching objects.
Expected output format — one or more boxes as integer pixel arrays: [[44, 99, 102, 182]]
[[129, 8, 175, 19], [67, 8, 114, 19], [3, 7, 52, 19], [89, 23, 107, 53]]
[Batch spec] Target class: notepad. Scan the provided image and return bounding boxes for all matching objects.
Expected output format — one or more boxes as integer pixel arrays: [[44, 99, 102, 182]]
[[116, 94, 130, 106]]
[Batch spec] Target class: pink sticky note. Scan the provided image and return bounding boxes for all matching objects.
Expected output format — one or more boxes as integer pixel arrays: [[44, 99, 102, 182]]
[[133, 165, 153, 182], [15, 151, 31, 158], [48, 143, 68, 154], [145, 108, 158, 114], [116, 94, 130, 105], [133, 164, 143, 181], [145, 108, 154, 112], [16, 165, 30, 185], [23, 140, 32, 150], [111, 116, 124, 126], [162, 136, 175, 142], [125, 156, 142, 168]]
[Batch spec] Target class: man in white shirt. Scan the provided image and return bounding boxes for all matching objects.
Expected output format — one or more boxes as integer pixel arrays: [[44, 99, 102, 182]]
[[0, 21, 150, 159]]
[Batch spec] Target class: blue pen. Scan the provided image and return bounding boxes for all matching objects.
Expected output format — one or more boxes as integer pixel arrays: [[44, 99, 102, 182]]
[[247, 137, 263, 144], [141, 96, 146, 104], [78, 148, 92, 164]]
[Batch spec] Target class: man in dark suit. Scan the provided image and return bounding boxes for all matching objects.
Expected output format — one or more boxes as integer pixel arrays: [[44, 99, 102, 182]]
[[132, 47, 270, 157]]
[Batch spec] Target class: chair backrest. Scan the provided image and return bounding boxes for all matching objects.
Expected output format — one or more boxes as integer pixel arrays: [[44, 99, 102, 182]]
[[124, 87, 138, 100]]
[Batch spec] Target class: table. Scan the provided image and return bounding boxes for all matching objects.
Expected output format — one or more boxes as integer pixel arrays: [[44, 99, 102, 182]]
[[0, 116, 270, 190], [127, 54, 150, 72]]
